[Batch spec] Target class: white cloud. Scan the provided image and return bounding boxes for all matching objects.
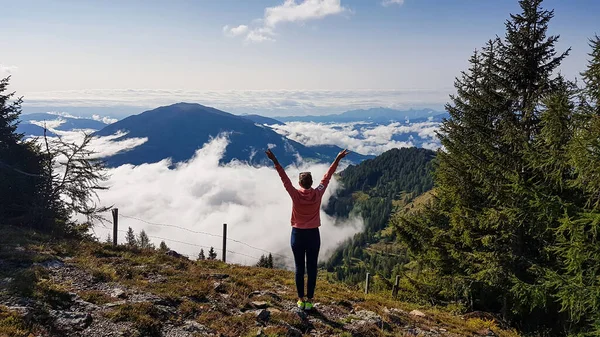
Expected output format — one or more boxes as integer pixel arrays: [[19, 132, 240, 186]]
[[29, 118, 66, 130], [226, 0, 348, 43], [264, 0, 347, 27], [92, 114, 118, 124], [47, 111, 81, 118], [382, 0, 404, 7], [223, 24, 249, 37], [21, 89, 450, 116], [270, 121, 441, 155], [39, 111, 117, 124], [0, 64, 18, 74], [79, 134, 362, 267], [34, 129, 148, 159], [246, 28, 276, 42]]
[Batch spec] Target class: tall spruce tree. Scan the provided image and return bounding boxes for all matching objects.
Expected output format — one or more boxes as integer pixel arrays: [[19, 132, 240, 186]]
[[125, 227, 137, 247], [198, 249, 206, 260], [540, 37, 600, 335], [396, 0, 573, 332]]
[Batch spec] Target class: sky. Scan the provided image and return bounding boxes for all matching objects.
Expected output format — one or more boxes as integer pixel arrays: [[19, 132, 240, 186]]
[[1, 0, 599, 116]]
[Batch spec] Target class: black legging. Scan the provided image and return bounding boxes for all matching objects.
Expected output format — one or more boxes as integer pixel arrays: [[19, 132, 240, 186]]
[[290, 227, 321, 299]]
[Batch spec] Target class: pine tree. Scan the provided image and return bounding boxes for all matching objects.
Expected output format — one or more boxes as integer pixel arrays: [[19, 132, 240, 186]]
[[138, 230, 154, 250], [105, 234, 112, 244], [499, 0, 570, 145], [541, 37, 600, 335], [267, 253, 273, 268], [395, 0, 572, 332], [159, 241, 169, 252], [256, 255, 266, 267], [581, 35, 600, 114], [0, 76, 23, 147], [208, 247, 217, 260], [571, 36, 600, 204], [198, 249, 206, 260], [0, 76, 50, 227], [125, 227, 137, 247]]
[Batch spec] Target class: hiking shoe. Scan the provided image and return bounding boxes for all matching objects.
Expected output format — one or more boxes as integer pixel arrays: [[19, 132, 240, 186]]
[[304, 301, 314, 311], [297, 300, 305, 310]]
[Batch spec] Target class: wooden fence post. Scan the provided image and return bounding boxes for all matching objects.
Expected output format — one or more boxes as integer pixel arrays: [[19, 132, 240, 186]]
[[392, 275, 400, 297], [365, 273, 371, 294], [112, 208, 118, 247], [222, 223, 227, 262]]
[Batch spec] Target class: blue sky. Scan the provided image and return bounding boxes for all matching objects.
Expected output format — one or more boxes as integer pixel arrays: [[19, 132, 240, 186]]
[[0, 0, 598, 116]]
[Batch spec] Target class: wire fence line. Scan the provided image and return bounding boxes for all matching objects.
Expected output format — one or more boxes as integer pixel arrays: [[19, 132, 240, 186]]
[[99, 210, 294, 264], [119, 213, 292, 261], [111, 229, 265, 262], [120, 214, 223, 238]]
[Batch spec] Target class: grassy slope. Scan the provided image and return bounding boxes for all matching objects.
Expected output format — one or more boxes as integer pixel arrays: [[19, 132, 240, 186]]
[[0, 225, 518, 337]]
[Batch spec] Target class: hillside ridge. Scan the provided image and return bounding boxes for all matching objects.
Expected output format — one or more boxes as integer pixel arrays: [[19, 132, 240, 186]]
[[0, 226, 517, 337]]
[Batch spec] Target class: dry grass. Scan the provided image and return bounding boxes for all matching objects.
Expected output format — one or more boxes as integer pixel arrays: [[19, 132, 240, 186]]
[[196, 311, 256, 337], [0, 306, 30, 337], [78, 290, 114, 305], [0, 225, 520, 337], [105, 302, 166, 337]]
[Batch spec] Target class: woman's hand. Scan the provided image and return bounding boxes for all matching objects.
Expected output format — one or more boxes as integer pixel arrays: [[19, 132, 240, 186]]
[[266, 149, 279, 165], [336, 149, 351, 161]]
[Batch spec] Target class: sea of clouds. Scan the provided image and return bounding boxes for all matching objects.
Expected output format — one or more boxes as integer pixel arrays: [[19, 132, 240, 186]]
[[270, 121, 441, 154], [21, 89, 450, 117], [32, 108, 443, 268], [50, 130, 363, 268]]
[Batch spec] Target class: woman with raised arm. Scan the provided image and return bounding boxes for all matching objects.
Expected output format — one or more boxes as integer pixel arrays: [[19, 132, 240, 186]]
[[265, 148, 350, 311]]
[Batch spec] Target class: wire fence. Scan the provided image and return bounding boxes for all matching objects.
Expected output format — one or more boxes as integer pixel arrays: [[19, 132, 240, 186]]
[[111, 229, 265, 262], [98, 209, 294, 265], [120, 213, 291, 261]]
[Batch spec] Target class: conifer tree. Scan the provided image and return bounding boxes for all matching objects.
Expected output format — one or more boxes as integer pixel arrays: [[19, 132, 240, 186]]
[[256, 255, 267, 267], [0, 76, 49, 226], [0, 75, 109, 231], [159, 241, 169, 252], [105, 234, 112, 244], [267, 253, 273, 268], [395, 0, 572, 331], [198, 248, 206, 260], [138, 230, 154, 250], [541, 37, 600, 335], [208, 247, 217, 260], [125, 227, 137, 247]]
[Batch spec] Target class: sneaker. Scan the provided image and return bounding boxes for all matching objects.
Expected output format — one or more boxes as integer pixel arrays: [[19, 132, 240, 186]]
[[304, 301, 314, 311], [297, 300, 305, 310]]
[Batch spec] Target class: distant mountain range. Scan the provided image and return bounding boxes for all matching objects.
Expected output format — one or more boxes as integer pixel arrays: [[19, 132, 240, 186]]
[[18, 105, 443, 168], [94, 103, 371, 168], [274, 107, 448, 124], [17, 113, 109, 136]]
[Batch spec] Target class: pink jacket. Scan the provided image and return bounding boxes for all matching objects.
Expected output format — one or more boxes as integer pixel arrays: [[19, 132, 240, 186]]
[[275, 161, 339, 229]]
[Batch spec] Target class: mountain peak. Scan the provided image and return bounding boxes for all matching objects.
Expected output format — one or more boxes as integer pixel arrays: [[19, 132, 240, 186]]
[[168, 102, 210, 110]]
